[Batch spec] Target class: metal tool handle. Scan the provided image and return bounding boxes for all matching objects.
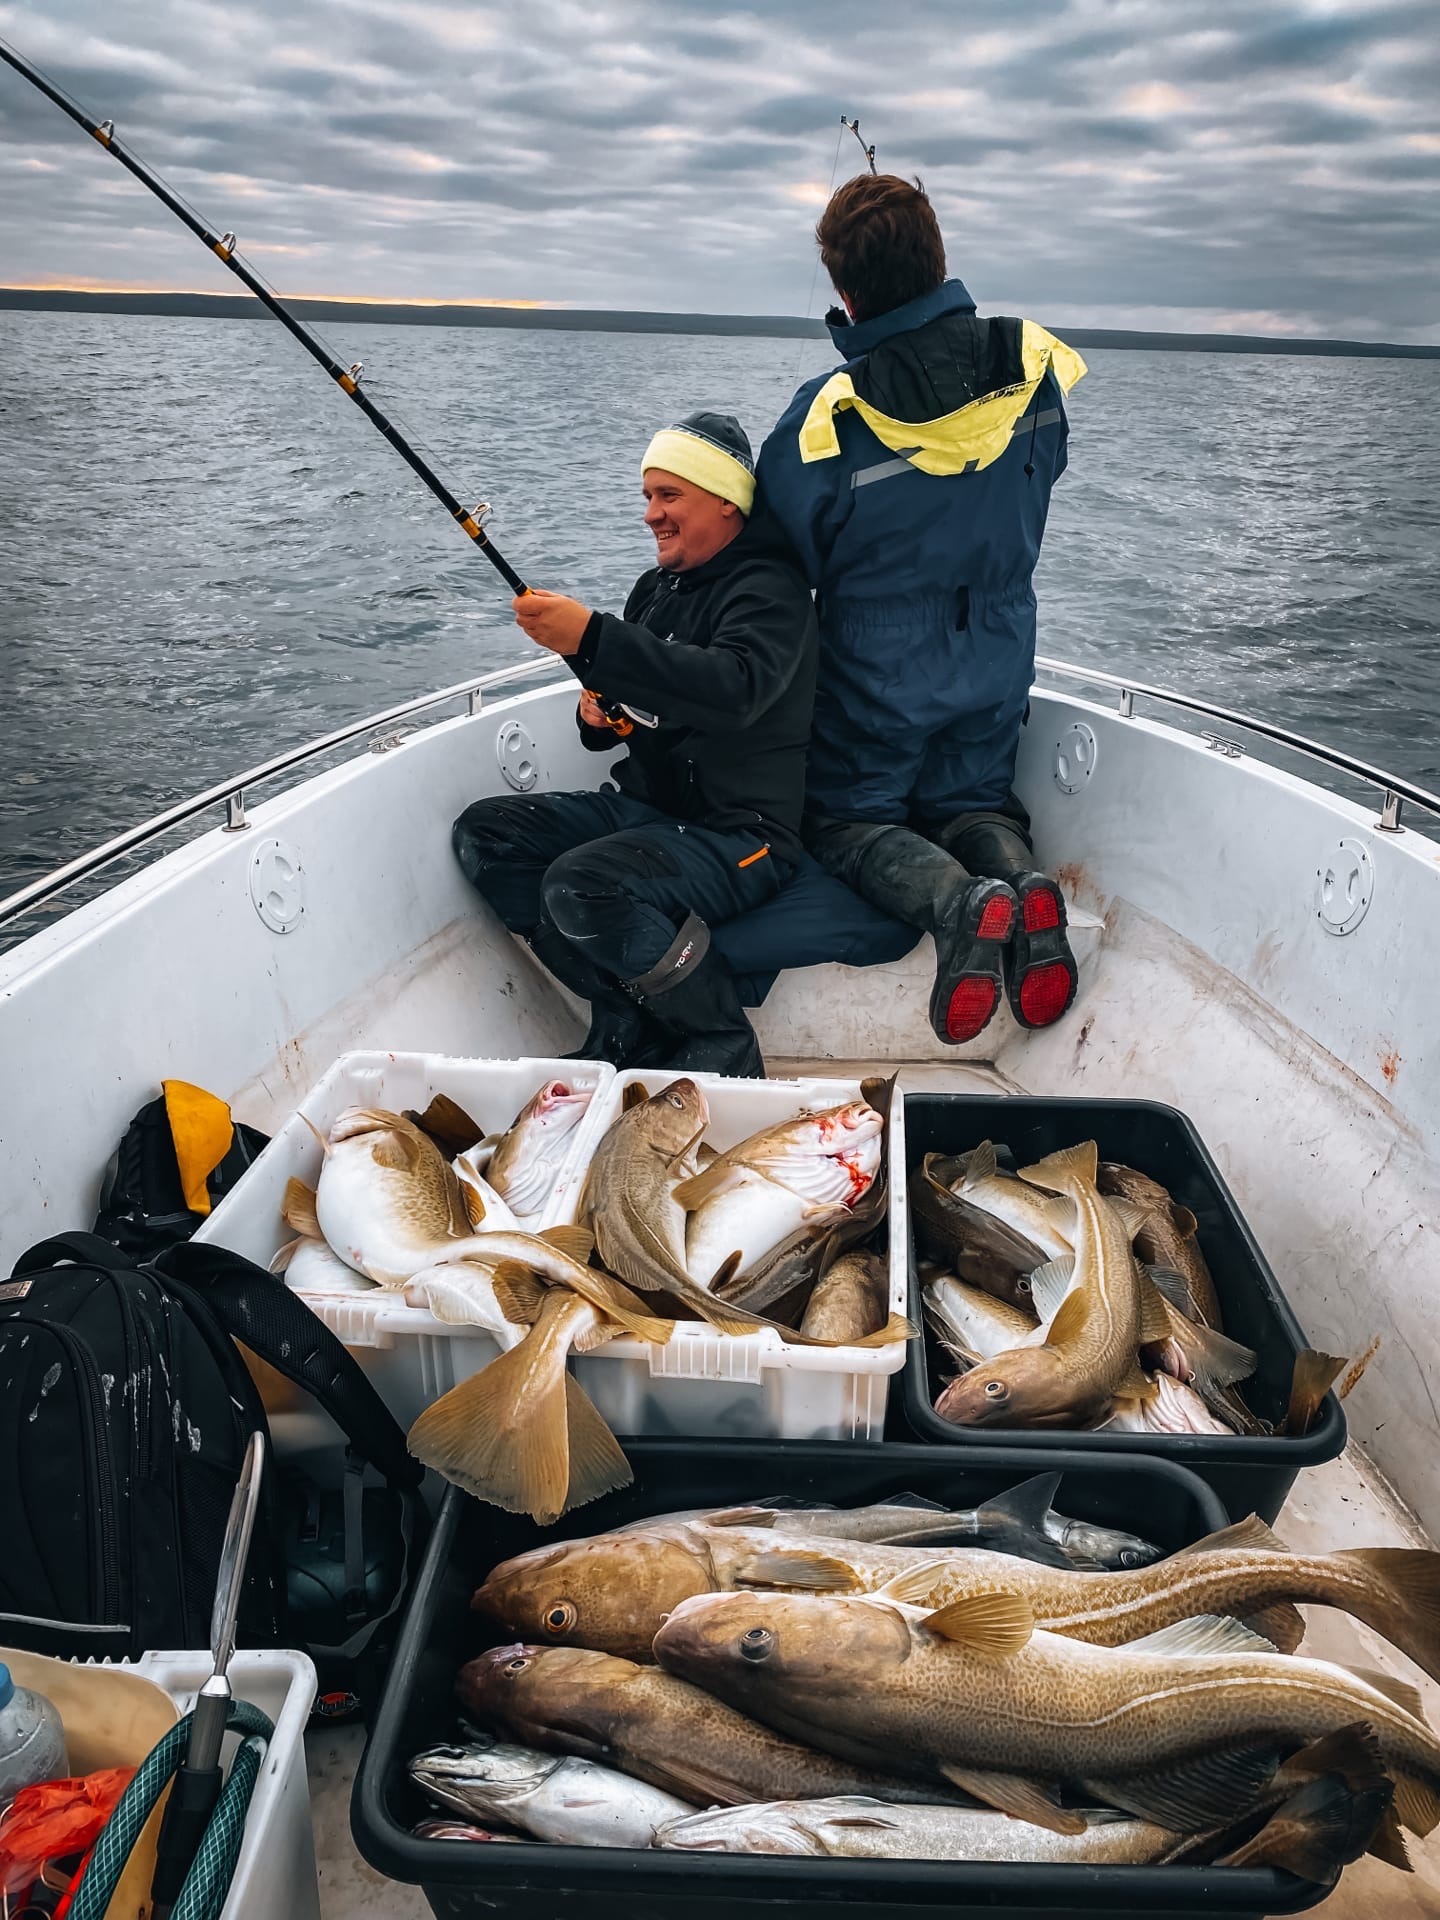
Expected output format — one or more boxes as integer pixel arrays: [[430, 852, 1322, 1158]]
[[211, 1429, 265, 1675]]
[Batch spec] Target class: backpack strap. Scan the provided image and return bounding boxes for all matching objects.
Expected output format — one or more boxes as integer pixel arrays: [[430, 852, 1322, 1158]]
[[13, 1232, 141, 1276], [155, 1243, 424, 1491]]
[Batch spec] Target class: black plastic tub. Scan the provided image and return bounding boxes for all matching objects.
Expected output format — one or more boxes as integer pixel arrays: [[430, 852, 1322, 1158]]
[[350, 1439, 1338, 1920], [900, 1095, 1346, 1522]]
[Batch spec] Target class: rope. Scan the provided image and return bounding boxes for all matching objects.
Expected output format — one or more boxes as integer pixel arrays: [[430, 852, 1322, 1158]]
[[66, 1700, 273, 1920]]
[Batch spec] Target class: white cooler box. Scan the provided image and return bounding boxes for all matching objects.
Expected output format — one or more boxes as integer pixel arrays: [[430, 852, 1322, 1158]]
[[195, 1052, 614, 1432], [570, 1068, 907, 1442]]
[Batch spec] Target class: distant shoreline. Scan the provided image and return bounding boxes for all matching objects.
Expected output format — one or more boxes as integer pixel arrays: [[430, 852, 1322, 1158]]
[[2, 286, 1437, 360]]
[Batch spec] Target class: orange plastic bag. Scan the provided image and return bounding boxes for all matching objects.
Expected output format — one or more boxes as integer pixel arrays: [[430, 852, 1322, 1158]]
[[0, 1769, 133, 1905]]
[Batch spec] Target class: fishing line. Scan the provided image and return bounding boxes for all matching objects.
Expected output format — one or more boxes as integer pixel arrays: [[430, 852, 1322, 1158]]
[[790, 118, 845, 388], [0, 35, 531, 597]]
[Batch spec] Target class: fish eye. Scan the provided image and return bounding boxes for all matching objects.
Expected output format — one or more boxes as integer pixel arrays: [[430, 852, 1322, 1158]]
[[1015, 1277, 1032, 1296], [984, 1380, 1009, 1400], [1120, 1548, 1145, 1568], [502, 1654, 532, 1676], [544, 1601, 577, 1634], [667, 1093, 684, 1109], [739, 1626, 774, 1662]]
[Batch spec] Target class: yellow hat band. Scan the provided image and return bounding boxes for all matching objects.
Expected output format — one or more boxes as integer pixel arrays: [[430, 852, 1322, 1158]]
[[641, 428, 755, 514]]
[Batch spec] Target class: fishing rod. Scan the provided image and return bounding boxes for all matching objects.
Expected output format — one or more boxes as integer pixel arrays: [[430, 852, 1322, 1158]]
[[0, 36, 529, 597], [840, 115, 878, 174]]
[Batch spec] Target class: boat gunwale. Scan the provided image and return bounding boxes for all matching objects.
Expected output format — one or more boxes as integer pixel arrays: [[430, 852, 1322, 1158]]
[[4, 649, 1438, 933]]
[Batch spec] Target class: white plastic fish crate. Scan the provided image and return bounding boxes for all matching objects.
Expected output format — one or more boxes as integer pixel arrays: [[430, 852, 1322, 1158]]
[[569, 1068, 908, 1442], [194, 1052, 614, 1431]]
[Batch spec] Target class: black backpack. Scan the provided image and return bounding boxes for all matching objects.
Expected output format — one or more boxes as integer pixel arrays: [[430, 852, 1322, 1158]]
[[0, 1231, 426, 1699]]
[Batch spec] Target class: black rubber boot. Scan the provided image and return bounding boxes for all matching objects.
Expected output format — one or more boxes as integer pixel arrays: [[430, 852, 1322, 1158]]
[[525, 917, 671, 1068], [815, 821, 1018, 1045], [933, 814, 1079, 1030], [627, 915, 765, 1078]]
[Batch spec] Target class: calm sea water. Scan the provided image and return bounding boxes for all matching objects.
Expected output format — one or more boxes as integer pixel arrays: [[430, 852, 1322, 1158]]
[[2, 312, 1438, 915]]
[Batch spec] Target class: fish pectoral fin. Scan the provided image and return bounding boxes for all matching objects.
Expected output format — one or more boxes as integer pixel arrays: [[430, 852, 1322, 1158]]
[[561, 1373, 633, 1512], [621, 1081, 651, 1111], [735, 1549, 860, 1593], [705, 1250, 745, 1292], [936, 1765, 1084, 1835], [1026, 1257, 1075, 1323], [1285, 1349, 1347, 1436], [922, 1590, 1035, 1655], [1174, 1513, 1288, 1558], [491, 1262, 547, 1327], [1043, 1286, 1092, 1348], [671, 1163, 742, 1210], [1367, 1799, 1415, 1870], [282, 1175, 323, 1239], [1171, 1203, 1200, 1239], [1345, 1666, 1426, 1722], [540, 1224, 596, 1263], [1172, 1312, 1258, 1394], [1136, 1272, 1174, 1348], [1125, 1613, 1278, 1658], [1114, 1360, 1159, 1403], [1082, 1743, 1281, 1833], [461, 1182, 487, 1229], [1017, 1139, 1098, 1193], [269, 1235, 305, 1274], [369, 1130, 422, 1171], [1107, 1195, 1151, 1242], [869, 1561, 951, 1606]]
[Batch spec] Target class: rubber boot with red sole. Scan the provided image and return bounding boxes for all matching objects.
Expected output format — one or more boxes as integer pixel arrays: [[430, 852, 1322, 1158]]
[[1005, 873, 1079, 1030], [928, 877, 1021, 1045]]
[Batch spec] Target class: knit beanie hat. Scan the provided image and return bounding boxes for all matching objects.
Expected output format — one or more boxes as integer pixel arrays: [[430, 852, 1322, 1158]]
[[641, 409, 756, 515]]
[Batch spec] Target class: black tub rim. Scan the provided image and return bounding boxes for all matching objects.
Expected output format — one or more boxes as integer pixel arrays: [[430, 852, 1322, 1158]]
[[900, 1092, 1346, 1464], [351, 1447, 1331, 1914]]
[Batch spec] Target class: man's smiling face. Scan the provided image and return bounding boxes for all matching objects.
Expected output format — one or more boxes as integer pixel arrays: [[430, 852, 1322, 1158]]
[[642, 467, 742, 572]]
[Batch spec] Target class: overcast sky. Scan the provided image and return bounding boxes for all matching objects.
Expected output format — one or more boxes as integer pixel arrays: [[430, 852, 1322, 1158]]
[[1, 0, 1437, 341]]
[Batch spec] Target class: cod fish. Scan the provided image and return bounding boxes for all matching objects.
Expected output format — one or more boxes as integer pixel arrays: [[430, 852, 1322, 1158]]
[[486, 1080, 594, 1218], [407, 1249, 673, 1523], [926, 1270, 1045, 1363], [410, 1739, 695, 1848], [673, 1100, 884, 1212], [654, 1588, 1440, 1839], [654, 1738, 1393, 1876], [935, 1142, 1165, 1428], [579, 1080, 825, 1340], [800, 1250, 891, 1343], [685, 1165, 846, 1290], [457, 1643, 978, 1811], [909, 1157, 1045, 1308], [1098, 1160, 1222, 1330], [403, 1260, 529, 1352], [296, 1107, 511, 1286], [273, 1233, 379, 1295]]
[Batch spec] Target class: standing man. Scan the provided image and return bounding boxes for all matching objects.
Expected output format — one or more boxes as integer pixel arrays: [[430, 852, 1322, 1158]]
[[758, 173, 1087, 1044], [452, 411, 817, 1077]]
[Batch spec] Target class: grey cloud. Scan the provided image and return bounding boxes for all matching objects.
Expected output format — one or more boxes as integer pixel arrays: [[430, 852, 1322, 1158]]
[[0, 0, 1436, 339]]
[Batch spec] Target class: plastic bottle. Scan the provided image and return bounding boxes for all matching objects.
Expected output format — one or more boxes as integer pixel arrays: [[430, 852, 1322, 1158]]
[[0, 1662, 68, 1799]]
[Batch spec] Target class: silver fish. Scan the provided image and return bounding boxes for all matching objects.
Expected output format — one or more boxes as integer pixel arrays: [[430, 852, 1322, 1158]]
[[410, 1740, 695, 1848]]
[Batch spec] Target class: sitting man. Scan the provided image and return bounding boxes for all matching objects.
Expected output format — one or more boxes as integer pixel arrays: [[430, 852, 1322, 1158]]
[[758, 172, 1087, 1045], [453, 410, 817, 1077]]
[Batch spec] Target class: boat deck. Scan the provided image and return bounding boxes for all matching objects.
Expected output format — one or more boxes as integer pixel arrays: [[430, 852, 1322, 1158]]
[[301, 1063, 1440, 1919]]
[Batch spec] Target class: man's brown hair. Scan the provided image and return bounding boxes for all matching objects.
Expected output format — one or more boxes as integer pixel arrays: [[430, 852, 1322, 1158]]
[[816, 173, 947, 323]]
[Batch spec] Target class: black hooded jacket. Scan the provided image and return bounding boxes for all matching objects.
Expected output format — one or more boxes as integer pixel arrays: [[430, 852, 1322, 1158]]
[[568, 510, 818, 865]]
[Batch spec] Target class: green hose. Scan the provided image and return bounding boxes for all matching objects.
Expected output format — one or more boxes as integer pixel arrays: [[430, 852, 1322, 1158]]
[[68, 1699, 274, 1920]]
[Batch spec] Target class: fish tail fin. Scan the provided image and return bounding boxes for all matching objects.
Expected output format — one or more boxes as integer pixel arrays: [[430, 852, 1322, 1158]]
[[1217, 1769, 1396, 1878], [1018, 1139, 1098, 1193], [1285, 1349, 1347, 1435], [1331, 1548, 1440, 1686], [561, 1373, 633, 1512], [282, 1175, 323, 1239], [406, 1292, 580, 1523], [846, 1312, 918, 1350]]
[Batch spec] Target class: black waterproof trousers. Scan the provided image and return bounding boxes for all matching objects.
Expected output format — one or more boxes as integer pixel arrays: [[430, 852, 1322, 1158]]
[[452, 789, 784, 987]]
